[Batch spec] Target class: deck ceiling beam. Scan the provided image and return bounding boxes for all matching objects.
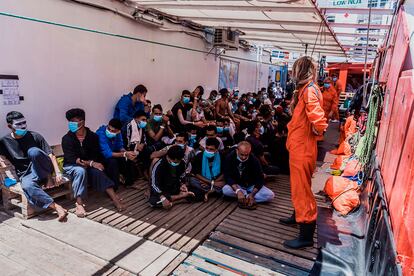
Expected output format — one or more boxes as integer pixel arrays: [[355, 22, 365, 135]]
[[321, 7, 394, 15], [329, 22, 390, 29], [137, 4, 317, 13], [179, 17, 323, 27], [242, 36, 338, 47], [335, 32, 385, 38]]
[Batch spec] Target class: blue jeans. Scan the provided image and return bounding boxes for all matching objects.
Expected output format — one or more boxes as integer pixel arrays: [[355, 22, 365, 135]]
[[222, 184, 274, 203], [64, 165, 114, 194], [20, 147, 54, 209]]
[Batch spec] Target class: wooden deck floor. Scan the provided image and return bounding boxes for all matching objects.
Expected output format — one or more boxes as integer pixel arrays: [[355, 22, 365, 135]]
[[63, 180, 238, 254], [59, 173, 330, 275], [202, 176, 329, 276]]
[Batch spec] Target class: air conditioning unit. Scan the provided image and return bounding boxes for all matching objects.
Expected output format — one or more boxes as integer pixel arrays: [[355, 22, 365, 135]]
[[214, 28, 240, 50]]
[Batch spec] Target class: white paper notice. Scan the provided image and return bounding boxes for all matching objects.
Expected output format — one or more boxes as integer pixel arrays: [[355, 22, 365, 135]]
[[0, 75, 20, 105]]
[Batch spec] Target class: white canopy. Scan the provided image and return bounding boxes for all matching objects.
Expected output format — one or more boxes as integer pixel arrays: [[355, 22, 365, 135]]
[[126, 0, 347, 57]]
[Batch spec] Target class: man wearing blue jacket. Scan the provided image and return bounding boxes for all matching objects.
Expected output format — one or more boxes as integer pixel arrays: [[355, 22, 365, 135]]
[[113, 84, 148, 127], [96, 118, 137, 188]]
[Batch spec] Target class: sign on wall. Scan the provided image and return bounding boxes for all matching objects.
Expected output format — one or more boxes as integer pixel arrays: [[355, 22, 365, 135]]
[[0, 75, 20, 105], [218, 58, 239, 91]]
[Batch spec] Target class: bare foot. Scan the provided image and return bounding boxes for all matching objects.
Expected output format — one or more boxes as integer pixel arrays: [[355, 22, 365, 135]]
[[45, 176, 56, 189], [113, 197, 125, 212], [75, 203, 86, 218], [55, 204, 68, 222], [204, 190, 213, 202]]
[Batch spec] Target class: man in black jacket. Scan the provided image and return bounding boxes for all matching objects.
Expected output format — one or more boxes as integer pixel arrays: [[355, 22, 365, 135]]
[[149, 145, 194, 209], [62, 108, 124, 216], [223, 141, 274, 209]]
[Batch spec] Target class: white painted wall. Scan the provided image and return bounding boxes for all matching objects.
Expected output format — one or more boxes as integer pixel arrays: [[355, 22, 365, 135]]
[[0, 0, 270, 145]]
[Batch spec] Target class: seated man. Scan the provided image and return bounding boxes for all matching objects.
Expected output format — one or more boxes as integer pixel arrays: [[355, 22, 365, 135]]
[[186, 124, 199, 149], [62, 109, 124, 215], [246, 120, 280, 176], [150, 132, 195, 174], [96, 118, 137, 188], [113, 84, 148, 128], [147, 104, 174, 149], [0, 111, 67, 221], [170, 90, 204, 133], [198, 125, 224, 151], [125, 111, 153, 175], [149, 146, 194, 209], [189, 138, 225, 202], [223, 141, 274, 209], [216, 118, 234, 150]]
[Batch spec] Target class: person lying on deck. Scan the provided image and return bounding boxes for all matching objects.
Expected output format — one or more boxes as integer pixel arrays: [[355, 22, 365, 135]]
[[149, 145, 195, 209], [222, 141, 275, 209], [188, 138, 225, 202], [0, 111, 68, 221], [62, 108, 125, 215], [96, 118, 137, 188]]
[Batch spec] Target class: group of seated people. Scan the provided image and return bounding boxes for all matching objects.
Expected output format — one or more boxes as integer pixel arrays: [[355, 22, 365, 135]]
[[0, 83, 293, 221]]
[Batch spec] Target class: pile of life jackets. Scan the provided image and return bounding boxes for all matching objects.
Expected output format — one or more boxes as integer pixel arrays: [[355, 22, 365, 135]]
[[324, 159, 362, 215], [324, 113, 364, 215]]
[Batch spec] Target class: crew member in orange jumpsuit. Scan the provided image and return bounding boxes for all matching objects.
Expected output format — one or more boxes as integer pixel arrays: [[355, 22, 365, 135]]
[[280, 56, 328, 249], [331, 111, 357, 155], [322, 77, 339, 121], [331, 74, 343, 121]]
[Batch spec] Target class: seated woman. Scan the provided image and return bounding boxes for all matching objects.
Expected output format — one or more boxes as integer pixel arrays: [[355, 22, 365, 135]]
[[188, 138, 225, 202], [62, 108, 124, 214], [149, 145, 195, 209]]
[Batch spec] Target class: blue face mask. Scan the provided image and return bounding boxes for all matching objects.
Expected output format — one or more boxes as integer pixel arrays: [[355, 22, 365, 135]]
[[68, 121, 79, 133], [324, 83, 331, 89], [138, 121, 147, 129], [190, 134, 197, 141], [153, 115, 162, 122], [259, 126, 265, 135], [333, 77, 338, 82], [183, 97, 190, 104], [234, 92, 239, 97], [216, 127, 223, 133], [170, 160, 180, 167], [177, 143, 185, 149], [105, 129, 117, 139], [224, 127, 230, 132], [15, 128, 27, 136], [204, 150, 215, 158]]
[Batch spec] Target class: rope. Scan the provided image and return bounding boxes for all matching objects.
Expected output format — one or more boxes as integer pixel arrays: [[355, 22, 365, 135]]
[[358, 85, 383, 166]]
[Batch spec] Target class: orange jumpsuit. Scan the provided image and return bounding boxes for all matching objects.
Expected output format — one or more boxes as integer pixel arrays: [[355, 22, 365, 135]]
[[287, 82, 328, 223], [331, 115, 357, 155], [322, 85, 339, 120]]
